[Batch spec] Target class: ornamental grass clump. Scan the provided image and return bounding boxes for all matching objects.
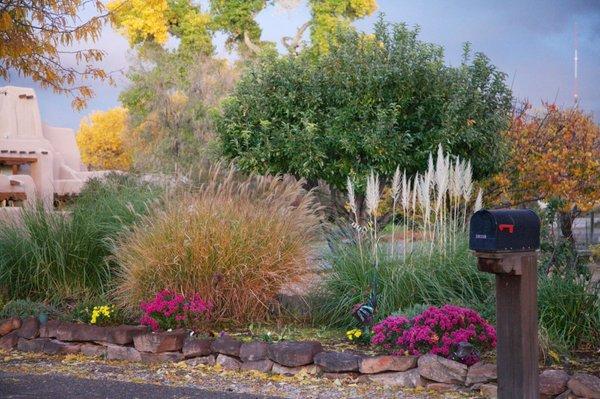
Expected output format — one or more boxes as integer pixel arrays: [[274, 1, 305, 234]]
[[114, 169, 321, 326], [372, 305, 496, 365]]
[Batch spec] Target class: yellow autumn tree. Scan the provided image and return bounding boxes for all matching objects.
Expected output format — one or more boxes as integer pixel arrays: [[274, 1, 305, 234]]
[[107, 0, 170, 46], [497, 103, 600, 241], [76, 107, 132, 170], [0, 0, 109, 109]]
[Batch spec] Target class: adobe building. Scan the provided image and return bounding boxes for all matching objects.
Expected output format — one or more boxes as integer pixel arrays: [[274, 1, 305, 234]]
[[0, 86, 106, 209]]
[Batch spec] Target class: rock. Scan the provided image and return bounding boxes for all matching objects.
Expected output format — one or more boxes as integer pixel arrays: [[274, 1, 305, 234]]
[[109, 325, 148, 345], [133, 330, 186, 353], [140, 351, 184, 363], [240, 359, 274, 373], [183, 337, 213, 358], [314, 351, 362, 373], [271, 363, 319, 377], [239, 341, 268, 362], [367, 368, 424, 388], [539, 369, 570, 397], [80, 343, 107, 357], [466, 362, 497, 385], [16, 317, 39, 339], [39, 320, 62, 338], [267, 341, 322, 367], [0, 331, 19, 350], [418, 354, 467, 384], [359, 355, 417, 374], [43, 340, 80, 355], [0, 317, 22, 336], [427, 383, 460, 392], [555, 389, 575, 399], [480, 383, 498, 398], [56, 322, 109, 342], [211, 335, 242, 357], [216, 354, 241, 371], [106, 344, 142, 361], [17, 338, 46, 352], [185, 355, 216, 367], [567, 373, 600, 399], [323, 372, 360, 381]]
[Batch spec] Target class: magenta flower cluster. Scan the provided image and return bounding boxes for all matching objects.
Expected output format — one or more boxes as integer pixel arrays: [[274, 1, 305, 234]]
[[140, 290, 212, 331], [371, 305, 496, 365]]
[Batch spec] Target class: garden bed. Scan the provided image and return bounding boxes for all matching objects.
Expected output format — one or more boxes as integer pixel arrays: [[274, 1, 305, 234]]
[[1, 317, 599, 398]]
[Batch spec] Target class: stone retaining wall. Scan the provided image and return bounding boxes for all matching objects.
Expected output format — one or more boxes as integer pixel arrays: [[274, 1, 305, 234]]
[[1, 317, 599, 398]]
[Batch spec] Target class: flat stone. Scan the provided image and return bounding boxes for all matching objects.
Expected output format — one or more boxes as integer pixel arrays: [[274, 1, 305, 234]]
[[359, 355, 417, 374], [183, 337, 213, 358], [0, 317, 21, 336], [267, 341, 322, 367], [43, 340, 80, 355], [80, 343, 107, 357], [539, 369, 570, 396], [418, 354, 467, 384], [185, 355, 216, 367], [17, 338, 46, 352], [39, 320, 62, 338], [323, 372, 360, 381], [567, 373, 600, 399], [466, 362, 497, 385], [16, 317, 39, 339], [106, 344, 142, 361], [480, 383, 498, 398], [216, 354, 241, 371], [240, 359, 274, 373], [56, 322, 109, 342], [211, 335, 242, 357], [140, 351, 184, 363], [133, 330, 186, 353], [0, 331, 19, 350], [109, 325, 148, 345], [427, 382, 460, 392], [368, 369, 424, 388], [271, 363, 319, 376], [239, 341, 268, 362], [314, 351, 361, 373]]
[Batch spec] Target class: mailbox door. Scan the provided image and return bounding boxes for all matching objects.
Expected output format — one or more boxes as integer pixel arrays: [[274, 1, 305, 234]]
[[469, 210, 497, 251]]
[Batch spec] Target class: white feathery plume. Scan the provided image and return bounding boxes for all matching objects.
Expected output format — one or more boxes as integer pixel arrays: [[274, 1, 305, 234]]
[[462, 161, 473, 203], [346, 176, 357, 216], [401, 172, 409, 211], [474, 188, 483, 212], [391, 166, 401, 202], [366, 171, 380, 217]]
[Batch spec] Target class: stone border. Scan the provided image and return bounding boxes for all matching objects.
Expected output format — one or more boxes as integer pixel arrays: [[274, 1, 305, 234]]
[[1, 317, 598, 398]]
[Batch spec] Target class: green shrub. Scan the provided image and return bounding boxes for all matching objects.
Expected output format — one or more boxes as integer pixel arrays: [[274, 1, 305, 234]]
[[311, 236, 495, 328], [0, 299, 60, 319], [0, 174, 160, 302], [538, 272, 600, 349], [113, 170, 321, 327]]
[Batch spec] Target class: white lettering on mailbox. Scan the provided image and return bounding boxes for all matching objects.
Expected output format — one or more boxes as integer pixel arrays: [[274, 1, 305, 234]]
[[475, 234, 487, 239]]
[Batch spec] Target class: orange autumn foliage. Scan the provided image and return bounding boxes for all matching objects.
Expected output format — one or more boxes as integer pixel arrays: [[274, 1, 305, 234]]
[[497, 103, 600, 212]]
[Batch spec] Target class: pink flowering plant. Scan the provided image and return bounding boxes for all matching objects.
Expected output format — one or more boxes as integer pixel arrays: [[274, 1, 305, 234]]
[[371, 305, 496, 365], [140, 290, 212, 331]]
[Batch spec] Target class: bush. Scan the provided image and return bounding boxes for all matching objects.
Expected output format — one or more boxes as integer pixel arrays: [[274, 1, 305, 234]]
[[311, 236, 495, 328], [372, 305, 496, 365], [140, 290, 212, 331], [0, 299, 60, 319], [218, 19, 512, 190], [0, 174, 160, 301], [113, 170, 321, 326], [538, 272, 600, 349]]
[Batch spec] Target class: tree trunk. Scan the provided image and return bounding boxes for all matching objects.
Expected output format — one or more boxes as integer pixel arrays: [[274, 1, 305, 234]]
[[558, 210, 576, 245]]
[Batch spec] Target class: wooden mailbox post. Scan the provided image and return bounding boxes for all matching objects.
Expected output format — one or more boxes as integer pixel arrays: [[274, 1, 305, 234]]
[[470, 209, 540, 399]]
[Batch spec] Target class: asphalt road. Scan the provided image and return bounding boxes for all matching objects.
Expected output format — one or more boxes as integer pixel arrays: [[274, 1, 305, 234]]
[[0, 372, 282, 399]]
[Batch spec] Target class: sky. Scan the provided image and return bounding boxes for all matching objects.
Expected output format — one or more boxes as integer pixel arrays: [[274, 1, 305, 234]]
[[2, 0, 599, 130]]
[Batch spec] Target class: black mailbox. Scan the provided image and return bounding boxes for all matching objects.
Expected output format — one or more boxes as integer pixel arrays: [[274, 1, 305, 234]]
[[469, 209, 540, 252]]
